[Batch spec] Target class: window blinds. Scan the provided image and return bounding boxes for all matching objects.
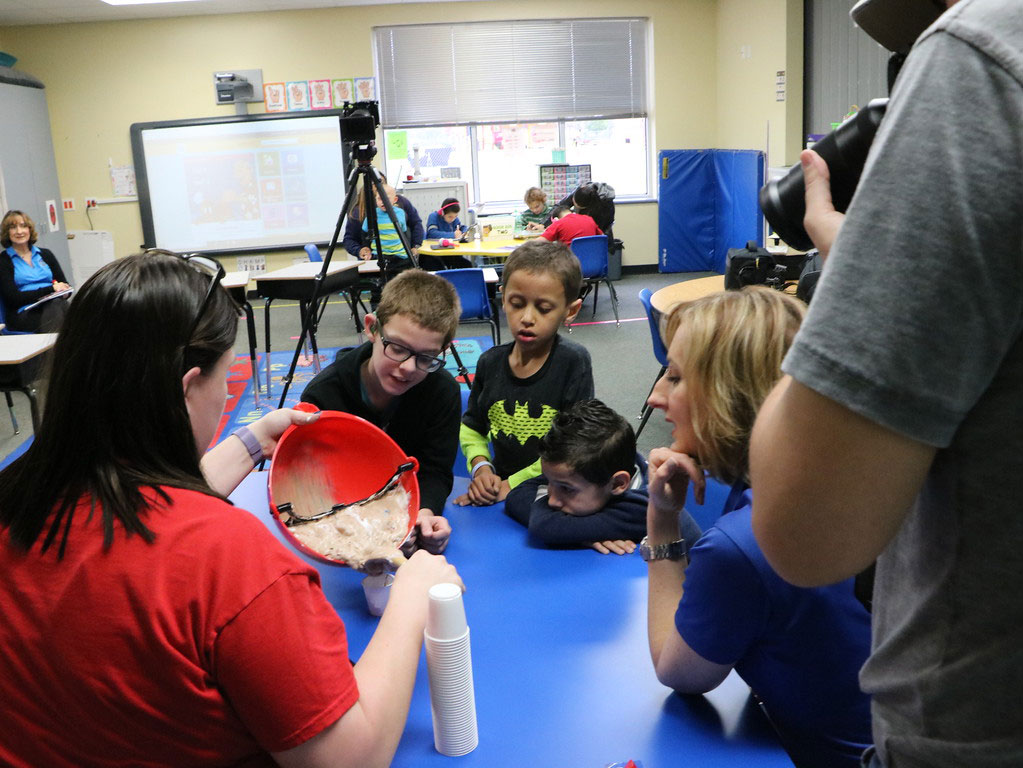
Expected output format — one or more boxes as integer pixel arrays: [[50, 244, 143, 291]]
[[373, 18, 648, 128]]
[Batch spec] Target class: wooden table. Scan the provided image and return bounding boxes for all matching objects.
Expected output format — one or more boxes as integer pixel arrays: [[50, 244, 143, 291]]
[[650, 275, 725, 313], [255, 261, 361, 396], [0, 333, 58, 434], [221, 271, 262, 408]]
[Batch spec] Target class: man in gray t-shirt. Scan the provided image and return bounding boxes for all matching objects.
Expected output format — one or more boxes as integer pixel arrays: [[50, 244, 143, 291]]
[[749, 0, 1023, 766]]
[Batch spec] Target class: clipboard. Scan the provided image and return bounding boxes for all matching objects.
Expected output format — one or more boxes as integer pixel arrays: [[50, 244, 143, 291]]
[[18, 287, 74, 314]]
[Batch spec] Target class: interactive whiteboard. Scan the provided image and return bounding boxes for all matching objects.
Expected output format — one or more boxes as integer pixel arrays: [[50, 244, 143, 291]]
[[131, 111, 349, 255]]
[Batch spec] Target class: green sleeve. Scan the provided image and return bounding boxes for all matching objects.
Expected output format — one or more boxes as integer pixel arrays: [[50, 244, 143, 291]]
[[508, 458, 542, 489], [459, 422, 492, 473]]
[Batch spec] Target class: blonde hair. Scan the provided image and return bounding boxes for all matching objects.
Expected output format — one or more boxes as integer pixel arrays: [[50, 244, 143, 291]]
[[661, 287, 805, 484], [524, 187, 547, 205], [1, 210, 38, 248], [375, 269, 461, 346], [354, 181, 398, 222]]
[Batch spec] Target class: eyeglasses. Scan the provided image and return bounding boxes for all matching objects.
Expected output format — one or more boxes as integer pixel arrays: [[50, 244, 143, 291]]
[[379, 331, 446, 372], [181, 253, 227, 343], [145, 248, 228, 343]]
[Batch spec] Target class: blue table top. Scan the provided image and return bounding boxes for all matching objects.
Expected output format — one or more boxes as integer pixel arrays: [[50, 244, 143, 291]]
[[230, 473, 792, 767]]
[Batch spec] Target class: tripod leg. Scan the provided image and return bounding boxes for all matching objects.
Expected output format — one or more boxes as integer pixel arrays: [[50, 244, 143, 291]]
[[447, 342, 471, 388], [264, 297, 274, 395], [5, 391, 19, 435], [275, 158, 371, 409]]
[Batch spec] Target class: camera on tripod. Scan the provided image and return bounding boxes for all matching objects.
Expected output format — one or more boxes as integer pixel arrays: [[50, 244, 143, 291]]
[[340, 100, 381, 145]]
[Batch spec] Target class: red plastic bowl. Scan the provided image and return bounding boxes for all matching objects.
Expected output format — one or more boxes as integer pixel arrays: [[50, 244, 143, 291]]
[[267, 406, 419, 567]]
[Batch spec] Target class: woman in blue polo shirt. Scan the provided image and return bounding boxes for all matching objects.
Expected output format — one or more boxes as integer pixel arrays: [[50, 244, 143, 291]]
[[642, 287, 872, 768], [0, 210, 70, 332]]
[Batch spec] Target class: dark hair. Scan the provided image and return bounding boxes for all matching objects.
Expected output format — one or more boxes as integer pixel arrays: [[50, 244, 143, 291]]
[[1, 210, 39, 248], [539, 399, 635, 485], [571, 183, 599, 211], [501, 239, 582, 305], [438, 198, 461, 215], [550, 205, 570, 219], [0, 251, 240, 557]]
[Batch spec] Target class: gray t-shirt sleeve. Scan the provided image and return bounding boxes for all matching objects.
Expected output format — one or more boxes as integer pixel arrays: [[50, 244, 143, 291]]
[[783, 27, 1023, 448]]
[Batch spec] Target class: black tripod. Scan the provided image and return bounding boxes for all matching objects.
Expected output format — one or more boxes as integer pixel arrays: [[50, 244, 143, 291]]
[[275, 139, 469, 408]]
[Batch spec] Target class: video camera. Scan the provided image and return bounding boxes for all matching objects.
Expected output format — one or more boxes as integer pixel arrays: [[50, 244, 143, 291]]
[[340, 100, 381, 145]]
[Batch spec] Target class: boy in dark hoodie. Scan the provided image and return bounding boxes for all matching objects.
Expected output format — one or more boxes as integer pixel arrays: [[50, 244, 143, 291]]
[[504, 399, 700, 554]]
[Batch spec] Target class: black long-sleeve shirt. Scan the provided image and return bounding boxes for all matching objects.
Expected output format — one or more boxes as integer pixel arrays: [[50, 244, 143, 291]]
[[300, 342, 460, 515]]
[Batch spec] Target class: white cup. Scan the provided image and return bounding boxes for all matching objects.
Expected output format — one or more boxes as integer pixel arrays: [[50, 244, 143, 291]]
[[362, 573, 394, 616], [426, 582, 467, 640]]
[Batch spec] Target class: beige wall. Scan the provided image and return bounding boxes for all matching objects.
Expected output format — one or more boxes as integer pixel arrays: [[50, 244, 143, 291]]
[[715, 0, 803, 167], [4, 0, 800, 269]]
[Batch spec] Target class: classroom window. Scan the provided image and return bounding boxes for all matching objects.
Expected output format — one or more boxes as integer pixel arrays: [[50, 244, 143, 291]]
[[383, 119, 648, 206], [374, 18, 650, 207]]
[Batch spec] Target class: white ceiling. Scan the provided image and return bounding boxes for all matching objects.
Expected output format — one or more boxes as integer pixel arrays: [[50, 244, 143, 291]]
[[0, 0, 464, 27]]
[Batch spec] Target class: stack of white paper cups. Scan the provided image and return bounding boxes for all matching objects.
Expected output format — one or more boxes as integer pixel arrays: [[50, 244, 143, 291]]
[[424, 582, 478, 756]]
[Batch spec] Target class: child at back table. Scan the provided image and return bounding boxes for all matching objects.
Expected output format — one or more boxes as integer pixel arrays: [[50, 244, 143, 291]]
[[516, 187, 552, 234], [504, 399, 703, 554], [540, 205, 602, 247], [426, 198, 463, 240], [456, 240, 593, 506]]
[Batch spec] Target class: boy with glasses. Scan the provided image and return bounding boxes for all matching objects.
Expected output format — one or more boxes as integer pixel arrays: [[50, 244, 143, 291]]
[[301, 270, 462, 553]]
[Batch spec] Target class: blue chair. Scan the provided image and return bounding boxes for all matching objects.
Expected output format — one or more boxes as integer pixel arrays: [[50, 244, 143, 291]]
[[636, 287, 667, 438], [435, 268, 500, 346], [571, 234, 619, 326]]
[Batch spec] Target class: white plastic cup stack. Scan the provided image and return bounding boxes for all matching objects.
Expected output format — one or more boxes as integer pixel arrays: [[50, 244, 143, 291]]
[[424, 582, 478, 756]]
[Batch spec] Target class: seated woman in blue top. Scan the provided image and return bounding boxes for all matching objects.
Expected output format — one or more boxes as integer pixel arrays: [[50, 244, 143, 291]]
[[643, 287, 872, 768], [0, 210, 71, 332], [425, 198, 463, 241]]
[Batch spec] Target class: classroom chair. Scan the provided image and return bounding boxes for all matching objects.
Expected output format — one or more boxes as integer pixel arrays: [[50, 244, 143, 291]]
[[435, 268, 500, 346], [636, 287, 667, 439], [572, 234, 619, 326]]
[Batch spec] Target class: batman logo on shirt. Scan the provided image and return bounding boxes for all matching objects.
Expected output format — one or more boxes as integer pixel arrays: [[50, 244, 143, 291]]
[[488, 401, 558, 446]]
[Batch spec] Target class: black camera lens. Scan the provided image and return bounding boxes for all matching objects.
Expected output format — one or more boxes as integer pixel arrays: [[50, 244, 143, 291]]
[[760, 98, 888, 251]]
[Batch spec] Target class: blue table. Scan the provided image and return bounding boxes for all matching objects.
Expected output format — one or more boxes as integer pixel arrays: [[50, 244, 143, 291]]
[[230, 473, 792, 767]]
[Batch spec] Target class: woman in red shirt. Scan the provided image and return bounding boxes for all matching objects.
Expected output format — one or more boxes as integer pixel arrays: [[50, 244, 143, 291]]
[[0, 250, 462, 768]]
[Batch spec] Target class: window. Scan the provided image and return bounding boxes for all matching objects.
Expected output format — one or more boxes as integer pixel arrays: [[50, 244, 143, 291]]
[[374, 19, 650, 208]]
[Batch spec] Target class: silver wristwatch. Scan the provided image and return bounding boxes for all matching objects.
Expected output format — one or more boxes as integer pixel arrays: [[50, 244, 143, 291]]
[[639, 535, 688, 563]]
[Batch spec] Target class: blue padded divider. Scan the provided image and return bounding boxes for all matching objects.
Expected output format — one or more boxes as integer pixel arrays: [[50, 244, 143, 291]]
[[658, 149, 765, 273]]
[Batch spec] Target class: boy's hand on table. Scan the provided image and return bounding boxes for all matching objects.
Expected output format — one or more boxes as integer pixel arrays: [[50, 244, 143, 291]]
[[592, 539, 636, 555], [415, 510, 451, 554], [454, 468, 503, 506], [495, 480, 510, 502]]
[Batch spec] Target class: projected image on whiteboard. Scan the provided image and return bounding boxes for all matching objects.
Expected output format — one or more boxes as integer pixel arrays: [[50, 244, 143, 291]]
[[137, 114, 345, 253]]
